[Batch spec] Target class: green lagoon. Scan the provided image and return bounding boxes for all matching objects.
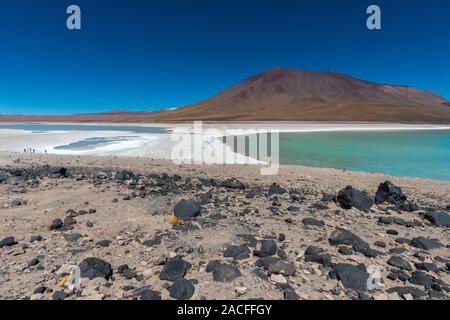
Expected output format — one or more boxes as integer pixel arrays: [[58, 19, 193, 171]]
[[276, 130, 450, 181]]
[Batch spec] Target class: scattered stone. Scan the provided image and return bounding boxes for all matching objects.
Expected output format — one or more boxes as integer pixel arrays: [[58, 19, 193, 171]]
[[337, 186, 373, 211], [174, 200, 201, 219], [267, 260, 296, 276], [79, 257, 113, 280], [30, 234, 43, 243], [338, 246, 353, 255], [322, 193, 335, 202], [223, 178, 245, 190], [329, 228, 380, 257], [49, 219, 63, 231], [33, 286, 46, 294], [206, 261, 241, 282], [28, 258, 40, 267], [302, 218, 325, 227], [287, 206, 300, 212], [329, 264, 369, 290], [134, 286, 161, 300], [0, 236, 17, 248], [409, 271, 434, 289], [305, 253, 332, 267], [268, 183, 287, 196], [374, 241, 386, 248], [253, 240, 277, 257], [424, 210, 450, 227], [387, 256, 413, 271], [223, 245, 251, 260], [97, 240, 112, 248], [52, 291, 68, 300], [305, 246, 324, 256], [409, 237, 444, 250], [160, 259, 191, 281], [169, 278, 195, 300], [375, 181, 406, 205]]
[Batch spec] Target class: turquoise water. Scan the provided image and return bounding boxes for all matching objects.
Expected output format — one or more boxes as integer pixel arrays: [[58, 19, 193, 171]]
[[277, 130, 450, 181]]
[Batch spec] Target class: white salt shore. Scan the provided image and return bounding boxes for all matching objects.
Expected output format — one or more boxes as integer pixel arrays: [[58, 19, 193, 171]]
[[0, 122, 449, 165]]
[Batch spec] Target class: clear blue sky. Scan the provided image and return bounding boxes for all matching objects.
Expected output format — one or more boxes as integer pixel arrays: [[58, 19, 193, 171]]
[[0, 0, 449, 115]]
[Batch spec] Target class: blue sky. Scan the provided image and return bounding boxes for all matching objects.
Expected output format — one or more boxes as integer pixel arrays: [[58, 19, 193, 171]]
[[0, 0, 449, 115]]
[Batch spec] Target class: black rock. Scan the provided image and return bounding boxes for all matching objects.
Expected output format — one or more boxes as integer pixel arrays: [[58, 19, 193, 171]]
[[338, 247, 354, 255], [169, 278, 195, 300], [390, 248, 407, 254], [52, 291, 68, 300], [160, 259, 191, 281], [305, 253, 332, 267], [302, 217, 325, 227], [329, 264, 369, 290], [387, 229, 399, 235], [116, 170, 135, 181], [267, 260, 296, 276], [415, 262, 440, 273], [28, 258, 40, 267], [142, 234, 164, 247], [322, 193, 335, 202], [378, 216, 394, 225], [64, 233, 81, 242], [63, 216, 77, 227], [255, 256, 282, 270], [49, 219, 63, 231], [409, 237, 444, 250], [374, 241, 386, 248], [79, 257, 113, 280], [97, 240, 112, 247], [117, 264, 129, 274], [329, 228, 379, 257], [174, 200, 201, 219], [278, 233, 286, 242], [206, 261, 242, 282], [253, 268, 269, 281], [30, 234, 43, 243], [277, 283, 299, 300], [237, 234, 258, 247], [395, 237, 411, 244], [33, 286, 46, 294], [123, 269, 138, 280], [253, 239, 278, 257], [287, 206, 300, 212], [0, 236, 17, 248], [424, 210, 450, 227], [375, 181, 407, 205], [409, 271, 434, 289], [223, 178, 245, 190], [337, 186, 374, 211], [305, 246, 324, 256], [387, 287, 426, 300], [223, 245, 251, 260], [387, 256, 413, 271], [268, 183, 287, 196]]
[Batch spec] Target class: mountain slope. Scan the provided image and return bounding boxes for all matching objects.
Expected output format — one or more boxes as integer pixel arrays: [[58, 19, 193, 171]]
[[144, 68, 450, 122]]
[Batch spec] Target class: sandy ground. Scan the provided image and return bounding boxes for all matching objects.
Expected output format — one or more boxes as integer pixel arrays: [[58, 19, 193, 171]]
[[0, 152, 449, 300]]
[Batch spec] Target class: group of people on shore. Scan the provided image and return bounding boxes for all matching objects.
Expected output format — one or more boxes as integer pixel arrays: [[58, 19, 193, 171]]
[[23, 148, 47, 154]]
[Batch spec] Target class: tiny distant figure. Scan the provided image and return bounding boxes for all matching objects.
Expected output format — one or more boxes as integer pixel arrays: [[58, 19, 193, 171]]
[[45, 150, 47, 154], [33, 149, 35, 153], [24, 148, 27, 153]]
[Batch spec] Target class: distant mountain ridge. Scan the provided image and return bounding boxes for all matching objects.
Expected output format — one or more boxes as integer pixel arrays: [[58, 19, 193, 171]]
[[1, 68, 449, 123], [145, 68, 450, 122]]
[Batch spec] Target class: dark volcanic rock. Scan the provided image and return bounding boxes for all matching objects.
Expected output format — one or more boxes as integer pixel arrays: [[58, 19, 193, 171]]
[[287, 206, 300, 212], [329, 228, 380, 257], [30, 234, 43, 243], [174, 200, 201, 219], [409, 271, 434, 289], [49, 218, 64, 231], [329, 264, 369, 290], [409, 237, 444, 250], [223, 245, 251, 260], [337, 186, 373, 211], [305, 253, 332, 267], [255, 256, 282, 270], [276, 283, 299, 300], [253, 239, 278, 257], [223, 178, 245, 190], [375, 181, 407, 205], [79, 257, 113, 280], [52, 291, 68, 300], [387, 256, 413, 271], [169, 278, 195, 300], [63, 216, 77, 227], [322, 193, 335, 202], [415, 262, 440, 273], [305, 246, 324, 256], [424, 210, 450, 227], [160, 259, 191, 282], [267, 260, 296, 276], [206, 261, 242, 282], [268, 183, 287, 196], [302, 218, 325, 227], [0, 236, 17, 248], [338, 246, 354, 256], [97, 240, 112, 247]]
